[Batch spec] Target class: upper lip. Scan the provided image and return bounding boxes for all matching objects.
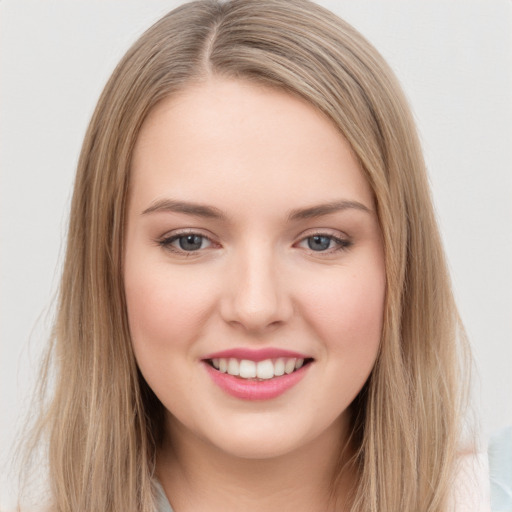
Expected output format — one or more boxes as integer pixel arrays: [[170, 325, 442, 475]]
[[202, 348, 312, 362]]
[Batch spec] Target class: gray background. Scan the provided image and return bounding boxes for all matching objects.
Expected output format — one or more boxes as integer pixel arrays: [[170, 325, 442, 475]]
[[1, 1, 511, 507]]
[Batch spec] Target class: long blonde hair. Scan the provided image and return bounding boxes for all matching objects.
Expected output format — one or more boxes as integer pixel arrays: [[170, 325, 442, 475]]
[[20, 1, 471, 510]]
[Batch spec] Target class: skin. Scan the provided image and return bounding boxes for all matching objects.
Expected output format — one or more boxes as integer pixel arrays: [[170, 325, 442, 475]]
[[124, 77, 386, 511]]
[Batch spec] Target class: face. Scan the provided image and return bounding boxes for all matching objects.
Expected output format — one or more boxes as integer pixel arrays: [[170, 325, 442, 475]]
[[124, 78, 385, 460]]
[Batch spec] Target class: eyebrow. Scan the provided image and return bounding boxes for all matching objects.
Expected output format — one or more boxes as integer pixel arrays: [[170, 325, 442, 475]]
[[287, 200, 372, 221], [141, 198, 372, 221], [141, 199, 227, 220]]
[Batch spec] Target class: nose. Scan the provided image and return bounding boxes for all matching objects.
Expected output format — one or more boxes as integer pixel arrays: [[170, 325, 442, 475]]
[[220, 245, 293, 333]]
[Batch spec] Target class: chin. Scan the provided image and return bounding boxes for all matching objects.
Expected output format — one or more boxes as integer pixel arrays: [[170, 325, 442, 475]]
[[213, 432, 302, 460], [195, 411, 335, 461]]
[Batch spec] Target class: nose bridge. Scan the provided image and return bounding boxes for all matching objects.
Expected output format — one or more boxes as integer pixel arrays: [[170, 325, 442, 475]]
[[222, 239, 291, 332]]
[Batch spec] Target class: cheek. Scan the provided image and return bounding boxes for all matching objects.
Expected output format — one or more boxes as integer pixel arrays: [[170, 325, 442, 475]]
[[124, 263, 217, 357], [124, 263, 221, 414], [299, 261, 386, 359]]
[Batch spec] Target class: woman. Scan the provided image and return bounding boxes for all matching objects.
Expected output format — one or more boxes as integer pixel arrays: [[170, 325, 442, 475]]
[[18, 1, 475, 510]]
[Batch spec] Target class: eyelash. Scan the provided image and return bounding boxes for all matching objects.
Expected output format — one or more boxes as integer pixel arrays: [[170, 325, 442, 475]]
[[156, 231, 352, 255], [296, 234, 352, 253], [157, 231, 353, 257], [157, 230, 215, 255]]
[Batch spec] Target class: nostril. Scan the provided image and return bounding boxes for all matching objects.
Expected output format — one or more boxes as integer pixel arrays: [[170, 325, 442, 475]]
[[219, 264, 294, 331]]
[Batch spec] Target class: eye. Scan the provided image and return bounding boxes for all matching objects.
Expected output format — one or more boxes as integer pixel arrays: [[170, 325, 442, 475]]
[[306, 235, 334, 251], [297, 233, 352, 253], [158, 232, 213, 253]]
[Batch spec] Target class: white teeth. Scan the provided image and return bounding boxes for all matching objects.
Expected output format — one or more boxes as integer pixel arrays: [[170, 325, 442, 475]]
[[211, 356, 309, 379], [227, 358, 239, 376], [256, 359, 274, 380], [239, 360, 257, 378], [284, 358, 296, 374], [274, 358, 285, 376]]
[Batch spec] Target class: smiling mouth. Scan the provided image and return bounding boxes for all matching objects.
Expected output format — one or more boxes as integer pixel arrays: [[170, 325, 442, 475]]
[[205, 357, 314, 381]]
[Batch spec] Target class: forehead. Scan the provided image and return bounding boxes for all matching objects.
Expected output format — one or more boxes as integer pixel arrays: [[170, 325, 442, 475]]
[[130, 78, 374, 215]]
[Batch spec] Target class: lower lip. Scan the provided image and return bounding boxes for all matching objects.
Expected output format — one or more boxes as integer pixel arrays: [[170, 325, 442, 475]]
[[203, 362, 311, 400]]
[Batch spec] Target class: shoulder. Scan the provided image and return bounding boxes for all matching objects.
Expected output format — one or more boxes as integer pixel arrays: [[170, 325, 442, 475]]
[[488, 426, 512, 512], [153, 479, 174, 512], [449, 451, 491, 512]]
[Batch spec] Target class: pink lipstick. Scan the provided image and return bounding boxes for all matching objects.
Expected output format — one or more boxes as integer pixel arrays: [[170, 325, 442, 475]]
[[202, 348, 313, 400], [202, 348, 309, 362]]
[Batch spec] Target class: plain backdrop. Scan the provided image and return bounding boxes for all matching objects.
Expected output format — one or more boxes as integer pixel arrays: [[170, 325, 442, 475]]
[[1, 1, 511, 507]]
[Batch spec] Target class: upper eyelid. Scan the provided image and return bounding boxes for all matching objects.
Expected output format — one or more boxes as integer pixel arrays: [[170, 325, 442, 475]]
[[156, 228, 351, 245], [159, 228, 216, 241], [295, 234, 350, 247], [156, 230, 218, 253], [157, 232, 217, 255], [295, 227, 350, 240]]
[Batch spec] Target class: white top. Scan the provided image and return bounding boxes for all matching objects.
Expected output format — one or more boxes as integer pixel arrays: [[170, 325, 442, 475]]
[[154, 480, 174, 512], [488, 426, 512, 512], [153, 452, 494, 512]]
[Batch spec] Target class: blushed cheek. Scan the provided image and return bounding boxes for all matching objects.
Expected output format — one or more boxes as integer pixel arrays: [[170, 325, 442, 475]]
[[124, 268, 211, 355], [301, 267, 385, 358]]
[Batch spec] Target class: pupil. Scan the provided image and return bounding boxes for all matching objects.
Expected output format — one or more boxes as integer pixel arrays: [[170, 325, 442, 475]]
[[308, 235, 331, 251], [179, 235, 203, 251]]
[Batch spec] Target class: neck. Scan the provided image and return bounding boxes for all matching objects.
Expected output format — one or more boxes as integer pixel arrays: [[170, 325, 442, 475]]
[[156, 415, 356, 512]]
